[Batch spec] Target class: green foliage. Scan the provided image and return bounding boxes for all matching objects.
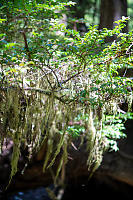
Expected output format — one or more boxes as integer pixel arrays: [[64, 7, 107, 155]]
[[102, 115, 126, 151], [0, 0, 133, 187], [67, 125, 85, 137]]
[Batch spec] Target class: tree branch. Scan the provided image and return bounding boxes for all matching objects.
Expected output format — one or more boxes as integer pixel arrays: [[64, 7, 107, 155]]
[[61, 70, 84, 85], [0, 86, 72, 104], [24, 87, 72, 104], [22, 31, 31, 61]]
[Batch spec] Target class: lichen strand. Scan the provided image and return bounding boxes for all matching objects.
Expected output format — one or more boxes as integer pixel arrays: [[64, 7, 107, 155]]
[[86, 108, 104, 175], [0, 84, 130, 186], [127, 91, 133, 112], [9, 134, 21, 185]]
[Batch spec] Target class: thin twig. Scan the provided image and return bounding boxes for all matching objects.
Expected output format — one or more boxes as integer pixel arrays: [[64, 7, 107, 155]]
[[61, 70, 84, 85], [126, 42, 133, 54], [0, 37, 5, 42]]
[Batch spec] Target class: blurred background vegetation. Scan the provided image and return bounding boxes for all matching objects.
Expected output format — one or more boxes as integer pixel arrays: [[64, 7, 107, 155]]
[[68, 0, 133, 32]]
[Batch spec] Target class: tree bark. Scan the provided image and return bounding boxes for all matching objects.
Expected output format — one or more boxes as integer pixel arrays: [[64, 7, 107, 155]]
[[99, 0, 128, 31]]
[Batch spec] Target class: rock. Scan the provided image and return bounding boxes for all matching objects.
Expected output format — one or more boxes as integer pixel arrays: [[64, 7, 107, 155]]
[[96, 119, 133, 186]]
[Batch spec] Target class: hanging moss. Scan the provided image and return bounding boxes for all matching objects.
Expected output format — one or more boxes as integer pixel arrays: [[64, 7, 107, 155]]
[[0, 69, 132, 188], [127, 91, 133, 112], [8, 133, 21, 186]]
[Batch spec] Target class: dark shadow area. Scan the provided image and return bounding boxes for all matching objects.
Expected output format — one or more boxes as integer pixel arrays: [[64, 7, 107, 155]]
[[3, 176, 133, 200], [62, 176, 133, 200]]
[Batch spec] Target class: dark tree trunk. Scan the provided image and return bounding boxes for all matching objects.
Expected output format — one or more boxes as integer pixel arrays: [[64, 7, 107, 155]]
[[99, 0, 128, 31], [69, 0, 90, 33]]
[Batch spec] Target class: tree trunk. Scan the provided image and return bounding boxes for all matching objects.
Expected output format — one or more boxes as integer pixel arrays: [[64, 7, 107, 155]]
[[99, 0, 128, 31]]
